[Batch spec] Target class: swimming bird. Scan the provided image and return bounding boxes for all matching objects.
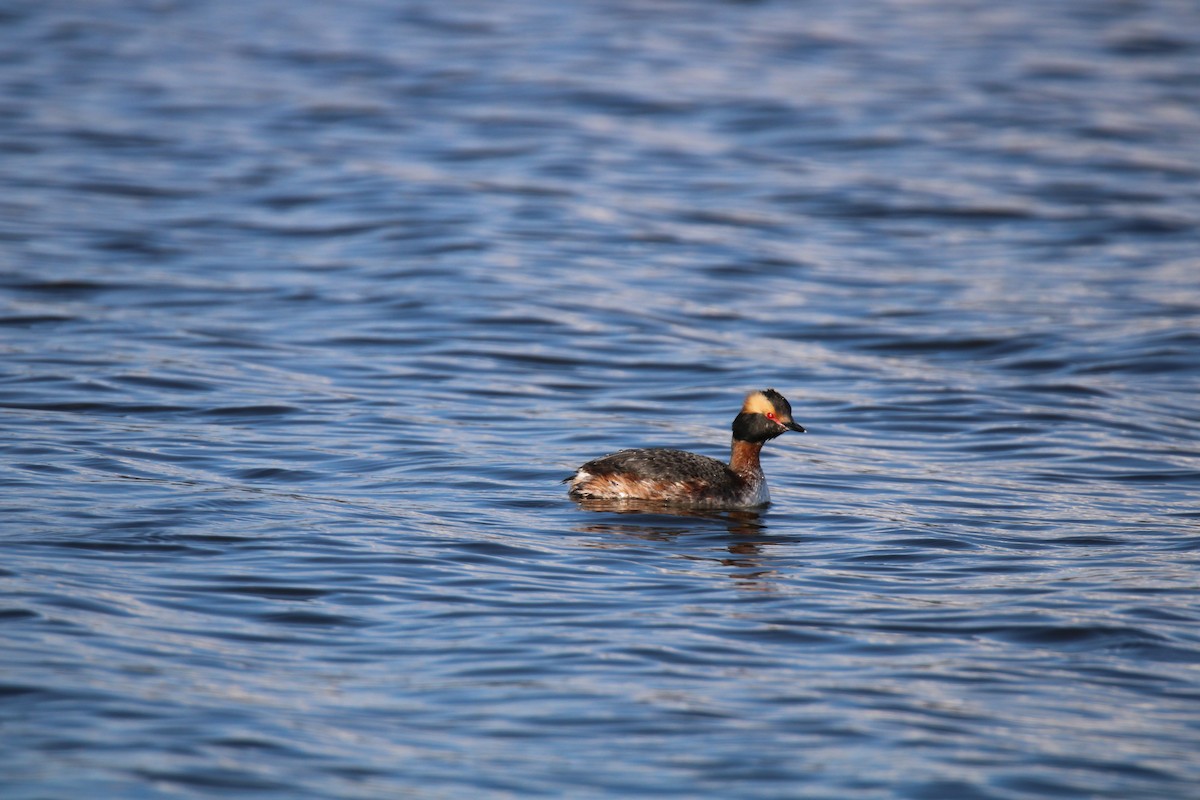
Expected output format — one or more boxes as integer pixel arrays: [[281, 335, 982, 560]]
[[565, 389, 804, 508]]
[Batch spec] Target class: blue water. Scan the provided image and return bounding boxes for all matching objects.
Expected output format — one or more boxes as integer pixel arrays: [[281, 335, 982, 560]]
[[3, 1, 1199, 798]]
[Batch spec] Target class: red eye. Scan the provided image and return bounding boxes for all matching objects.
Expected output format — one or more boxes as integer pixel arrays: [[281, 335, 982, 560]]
[[766, 412, 777, 421]]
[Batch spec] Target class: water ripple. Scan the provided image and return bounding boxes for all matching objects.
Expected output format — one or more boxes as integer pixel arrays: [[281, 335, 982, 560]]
[[2, 0, 1199, 798]]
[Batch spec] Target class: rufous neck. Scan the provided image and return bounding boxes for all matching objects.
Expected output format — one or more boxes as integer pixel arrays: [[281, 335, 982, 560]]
[[729, 439, 764, 476]]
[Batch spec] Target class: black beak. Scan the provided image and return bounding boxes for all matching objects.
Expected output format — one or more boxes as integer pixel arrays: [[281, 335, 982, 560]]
[[784, 420, 805, 433]]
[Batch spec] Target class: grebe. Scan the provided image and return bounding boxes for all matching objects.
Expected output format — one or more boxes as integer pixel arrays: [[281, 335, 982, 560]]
[[565, 389, 805, 508]]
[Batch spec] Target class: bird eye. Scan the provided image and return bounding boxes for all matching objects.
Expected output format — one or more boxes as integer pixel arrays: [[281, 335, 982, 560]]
[[766, 412, 777, 421]]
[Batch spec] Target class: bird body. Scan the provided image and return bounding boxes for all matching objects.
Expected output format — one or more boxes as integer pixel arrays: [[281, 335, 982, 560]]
[[566, 389, 804, 508]]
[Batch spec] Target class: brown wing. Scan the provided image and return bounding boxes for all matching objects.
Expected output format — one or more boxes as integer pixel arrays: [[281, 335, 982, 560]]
[[567, 448, 733, 500]]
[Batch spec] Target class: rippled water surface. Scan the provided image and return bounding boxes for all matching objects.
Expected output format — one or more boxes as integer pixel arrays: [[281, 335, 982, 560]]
[[3, 1, 1200, 797]]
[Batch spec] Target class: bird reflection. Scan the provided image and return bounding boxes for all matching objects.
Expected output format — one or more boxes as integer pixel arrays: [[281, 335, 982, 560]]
[[570, 499, 784, 590], [571, 497, 766, 535]]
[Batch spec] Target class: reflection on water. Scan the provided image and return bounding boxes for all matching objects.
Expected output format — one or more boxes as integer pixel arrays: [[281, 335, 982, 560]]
[[572, 499, 766, 532], [2, 0, 1200, 797], [572, 507, 787, 592]]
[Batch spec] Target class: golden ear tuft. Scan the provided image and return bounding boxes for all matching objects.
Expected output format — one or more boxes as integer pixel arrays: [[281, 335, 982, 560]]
[[741, 391, 776, 416]]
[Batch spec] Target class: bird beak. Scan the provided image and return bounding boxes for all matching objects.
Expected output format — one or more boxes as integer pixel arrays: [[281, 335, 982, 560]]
[[784, 420, 805, 433]]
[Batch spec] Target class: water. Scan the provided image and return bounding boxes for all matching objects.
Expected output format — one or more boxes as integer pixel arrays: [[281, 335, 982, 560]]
[[2, 0, 1199, 797]]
